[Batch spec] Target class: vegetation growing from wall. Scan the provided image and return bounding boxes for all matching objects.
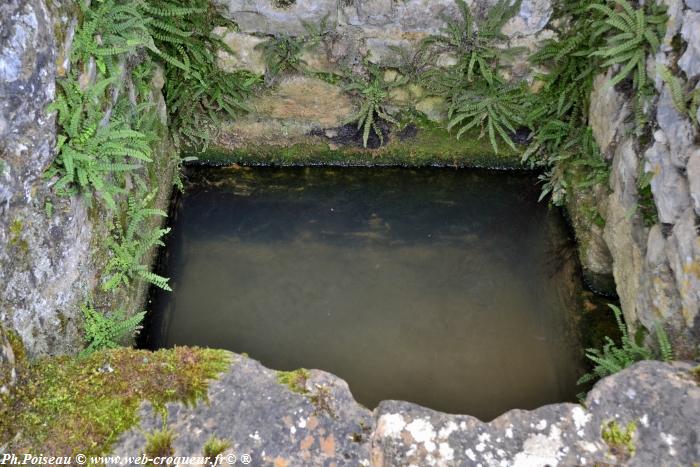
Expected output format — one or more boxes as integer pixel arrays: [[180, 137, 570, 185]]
[[520, 0, 609, 208], [103, 191, 172, 292], [343, 64, 406, 148], [82, 305, 146, 354], [516, 0, 667, 229], [45, 0, 255, 355], [578, 304, 673, 389], [419, 0, 524, 154], [145, 0, 259, 150], [658, 64, 700, 126]]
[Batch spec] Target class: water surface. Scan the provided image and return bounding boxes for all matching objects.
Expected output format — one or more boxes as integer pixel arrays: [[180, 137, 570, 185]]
[[144, 167, 586, 420]]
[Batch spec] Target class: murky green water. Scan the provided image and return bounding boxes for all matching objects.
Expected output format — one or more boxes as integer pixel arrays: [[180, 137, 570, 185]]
[[144, 167, 587, 420]]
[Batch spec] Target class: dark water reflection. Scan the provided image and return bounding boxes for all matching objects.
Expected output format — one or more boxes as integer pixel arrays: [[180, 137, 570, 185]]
[[143, 167, 586, 420]]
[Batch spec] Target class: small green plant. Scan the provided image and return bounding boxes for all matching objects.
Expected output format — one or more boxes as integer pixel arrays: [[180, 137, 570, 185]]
[[277, 368, 310, 394], [143, 0, 259, 150], [636, 167, 659, 227], [81, 304, 146, 354], [447, 82, 525, 154], [257, 34, 306, 83], [589, 0, 667, 91], [142, 0, 209, 72], [103, 191, 171, 291], [601, 420, 637, 459], [691, 365, 700, 384], [578, 305, 673, 386], [521, 0, 614, 205], [256, 16, 329, 84], [46, 76, 152, 210], [423, 0, 521, 86], [71, 0, 152, 77], [309, 384, 335, 417], [523, 125, 609, 207], [343, 64, 406, 148], [388, 45, 432, 84], [203, 436, 230, 459], [145, 427, 175, 459], [658, 64, 700, 126]]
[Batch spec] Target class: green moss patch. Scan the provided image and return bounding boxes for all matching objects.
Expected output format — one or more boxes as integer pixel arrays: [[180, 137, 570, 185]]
[[602, 420, 637, 460], [194, 126, 522, 169], [277, 368, 310, 394], [2, 347, 230, 455]]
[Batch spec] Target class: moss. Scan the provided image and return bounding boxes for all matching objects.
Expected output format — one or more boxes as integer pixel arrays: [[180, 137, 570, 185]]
[[309, 385, 335, 417], [691, 365, 700, 385], [145, 428, 176, 459], [2, 347, 230, 455], [203, 436, 231, 458], [6, 329, 27, 369], [601, 420, 637, 459], [276, 368, 310, 394], [9, 219, 29, 255], [193, 126, 522, 169], [0, 330, 28, 442]]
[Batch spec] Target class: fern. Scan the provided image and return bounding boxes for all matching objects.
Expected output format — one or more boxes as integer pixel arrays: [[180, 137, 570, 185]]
[[142, 0, 210, 74], [589, 0, 667, 91], [447, 82, 525, 154], [256, 34, 306, 84], [256, 16, 330, 85], [142, 0, 259, 150], [658, 64, 700, 126], [164, 65, 258, 150], [343, 64, 406, 148], [72, 0, 152, 78], [103, 190, 171, 291], [578, 305, 674, 387], [47, 75, 151, 210], [423, 0, 522, 86], [389, 45, 432, 85], [81, 304, 146, 354], [521, 0, 614, 205]]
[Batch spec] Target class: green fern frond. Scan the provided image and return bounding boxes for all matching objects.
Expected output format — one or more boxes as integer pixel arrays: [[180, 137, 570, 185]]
[[590, 0, 667, 91], [655, 323, 673, 362], [577, 304, 673, 388], [447, 82, 525, 154], [343, 64, 405, 148], [82, 304, 146, 354]]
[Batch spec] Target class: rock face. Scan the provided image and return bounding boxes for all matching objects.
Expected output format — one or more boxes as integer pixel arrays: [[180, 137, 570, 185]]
[[212, 0, 553, 61], [371, 360, 700, 466], [0, 0, 87, 357], [584, 3, 700, 358], [110, 355, 375, 466], [111, 354, 700, 466], [0, 0, 175, 358]]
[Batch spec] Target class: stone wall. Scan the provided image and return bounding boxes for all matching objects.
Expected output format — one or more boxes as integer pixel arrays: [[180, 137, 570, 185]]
[[206, 0, 553, 155], [0, 0, 176, 358], [584, 1, 700, 358], [213, 0, 552, 69]]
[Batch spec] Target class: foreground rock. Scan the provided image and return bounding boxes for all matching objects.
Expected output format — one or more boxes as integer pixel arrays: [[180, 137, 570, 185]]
[[110, 355, 375, 466], [372, 361, 700, 466], [111, 355, 700, 466]]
